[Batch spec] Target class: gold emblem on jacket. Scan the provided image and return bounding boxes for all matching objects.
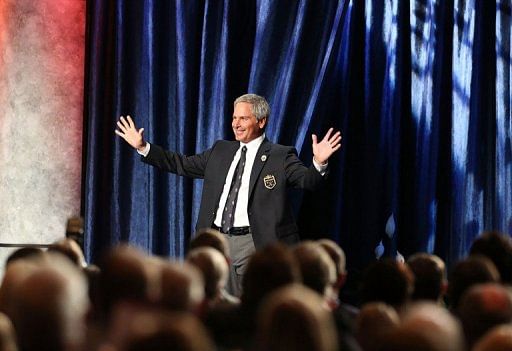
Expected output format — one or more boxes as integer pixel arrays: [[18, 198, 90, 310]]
[[263, 174, 276, 189]]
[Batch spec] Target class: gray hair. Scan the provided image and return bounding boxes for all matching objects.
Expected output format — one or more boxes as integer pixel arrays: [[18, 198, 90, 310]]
[[234, 94, 270, 121]]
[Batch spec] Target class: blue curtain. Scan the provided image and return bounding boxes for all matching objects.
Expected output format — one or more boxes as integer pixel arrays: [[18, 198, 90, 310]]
[[84, 0, 512, 274]]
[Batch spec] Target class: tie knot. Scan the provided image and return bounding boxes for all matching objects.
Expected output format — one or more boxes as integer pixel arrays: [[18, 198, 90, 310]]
[[241, 146, 247, 153]]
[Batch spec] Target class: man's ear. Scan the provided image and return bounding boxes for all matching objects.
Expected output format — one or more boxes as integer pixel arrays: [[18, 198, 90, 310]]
[[258, 117, 267, 129]]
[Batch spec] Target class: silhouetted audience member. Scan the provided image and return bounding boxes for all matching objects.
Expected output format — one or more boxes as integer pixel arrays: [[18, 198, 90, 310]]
[[0, 257, 43, 318], [447, 255, 500, 310], [188, 228, 230, 259], [102, 258, 205, 351], [241, 243, 301, 310], [292, 241, 336, 300], [318, 239, 347, 303], [158, 261, 204, 314], [96, 244, 155, 323], [355, 302, 399, 351], [186, 247, 239, 313], [205, 243, 300, 350], [0, 312, 17, 351], [48, 238, 87, 268], [407, 253, 446, 303], [5, 247, 44, 267], [472, 325, 512, 351], [9, 253, 89, 351], [380, 302, 465, 351], [123, 312, 215, 351], [359, 258, 414, 312], [456, 283, 512, 348], [255, 284, 338, 351], [292, 241, 361, 350], [470, 230, 512, 283]]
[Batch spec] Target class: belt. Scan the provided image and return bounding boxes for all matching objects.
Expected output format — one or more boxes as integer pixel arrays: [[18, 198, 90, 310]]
[[212, 225, 251, 236]]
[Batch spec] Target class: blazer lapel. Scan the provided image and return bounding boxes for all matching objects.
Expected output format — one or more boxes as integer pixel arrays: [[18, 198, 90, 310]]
[[249, 138, 272, 198], [217, 142, 240, 184]]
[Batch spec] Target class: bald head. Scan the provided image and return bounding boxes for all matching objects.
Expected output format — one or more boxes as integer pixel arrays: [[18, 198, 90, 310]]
[[355, 302, 399, 351], [189, 228, 230, 258], [98, 244, 154, 318], [457, 283, 512, 348], [10, 254, 89, 351], [292, 241, 336, 298], [186, 247, 229, 300], [473, 325, 512, 351], [159, 261, 204, 313], [256, 284, 338, 351], [381, 302, 465, 351]]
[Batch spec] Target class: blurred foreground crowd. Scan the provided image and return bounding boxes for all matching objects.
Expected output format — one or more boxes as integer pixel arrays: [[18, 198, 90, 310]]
[[0, 229, 512, 351]]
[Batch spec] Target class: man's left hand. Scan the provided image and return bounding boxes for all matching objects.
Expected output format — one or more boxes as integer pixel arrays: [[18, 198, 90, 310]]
[[312, 128, 342, 165]]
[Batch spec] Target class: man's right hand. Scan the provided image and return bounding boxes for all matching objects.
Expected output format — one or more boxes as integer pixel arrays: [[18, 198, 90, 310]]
[[115, 115, 146, 151]]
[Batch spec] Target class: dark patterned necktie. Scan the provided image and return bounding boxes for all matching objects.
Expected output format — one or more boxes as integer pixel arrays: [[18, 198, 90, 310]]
[[221, 146, 247, 233]]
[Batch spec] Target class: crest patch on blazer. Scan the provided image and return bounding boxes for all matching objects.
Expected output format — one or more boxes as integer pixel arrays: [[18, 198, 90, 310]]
[[263, 174, 276, 189]]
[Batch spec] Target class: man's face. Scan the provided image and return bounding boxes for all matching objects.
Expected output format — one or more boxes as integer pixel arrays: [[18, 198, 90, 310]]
[[232, 102, 266, 143]]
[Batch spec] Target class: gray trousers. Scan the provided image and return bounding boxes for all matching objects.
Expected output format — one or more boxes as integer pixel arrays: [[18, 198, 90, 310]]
[[225, 233, 256, 297]]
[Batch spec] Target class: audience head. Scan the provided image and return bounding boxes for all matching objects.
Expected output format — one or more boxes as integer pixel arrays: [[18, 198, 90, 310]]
[[317, 239, 347, 291], [0, 312, 17, 351], [407, 253, 446, 302], [5, 247, 45, 267], [317, 239, 346, 275], [456, 283, 512, 348], [124, 311, 215, 351], [470, 230, 512, 283], [0, 258, 42, 317], [242, 243, 300, 309], [9, 253, 89, 351], [472, 325, 512, 351], [359, 258, 414, 311], [189, 228, 230, 259], [48, 238, 87, 268], [255, 284, 338, 351], [292, 241, 336, 299], [380, 302, 465, 351], [97, 244, 154, 320], [447, 255, 500, 309], [186, 247, 229, 301], [159, 261, 204, 313], [355, 302, 399, 351]]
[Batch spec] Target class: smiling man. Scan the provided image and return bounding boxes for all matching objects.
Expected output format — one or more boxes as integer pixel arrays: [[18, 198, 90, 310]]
[[115, 94, 341, 295]]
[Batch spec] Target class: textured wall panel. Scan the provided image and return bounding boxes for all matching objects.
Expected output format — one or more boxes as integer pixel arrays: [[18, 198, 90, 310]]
[[0, 0, 85, 269]]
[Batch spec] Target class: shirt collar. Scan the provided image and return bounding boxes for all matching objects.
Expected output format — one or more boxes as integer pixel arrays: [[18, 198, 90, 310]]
[[240, 133, 265, 152]]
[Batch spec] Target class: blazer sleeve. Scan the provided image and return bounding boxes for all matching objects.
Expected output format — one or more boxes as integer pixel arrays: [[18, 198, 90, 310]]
[[140, 143, 214, 179], [284, 147, 326, 190]]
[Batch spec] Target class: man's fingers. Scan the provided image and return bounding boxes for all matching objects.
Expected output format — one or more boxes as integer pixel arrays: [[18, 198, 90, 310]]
[[119, 116, 131, 129], [322, 127, 334, 141], [138, 128, 144, 136], [329, 131, 341, 141], [114, 129, 126, 139], [116, 120, 127, 133], [330, 135, 342, 147], [312, 134, 318, 145], [127, 115, 135, 128]]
